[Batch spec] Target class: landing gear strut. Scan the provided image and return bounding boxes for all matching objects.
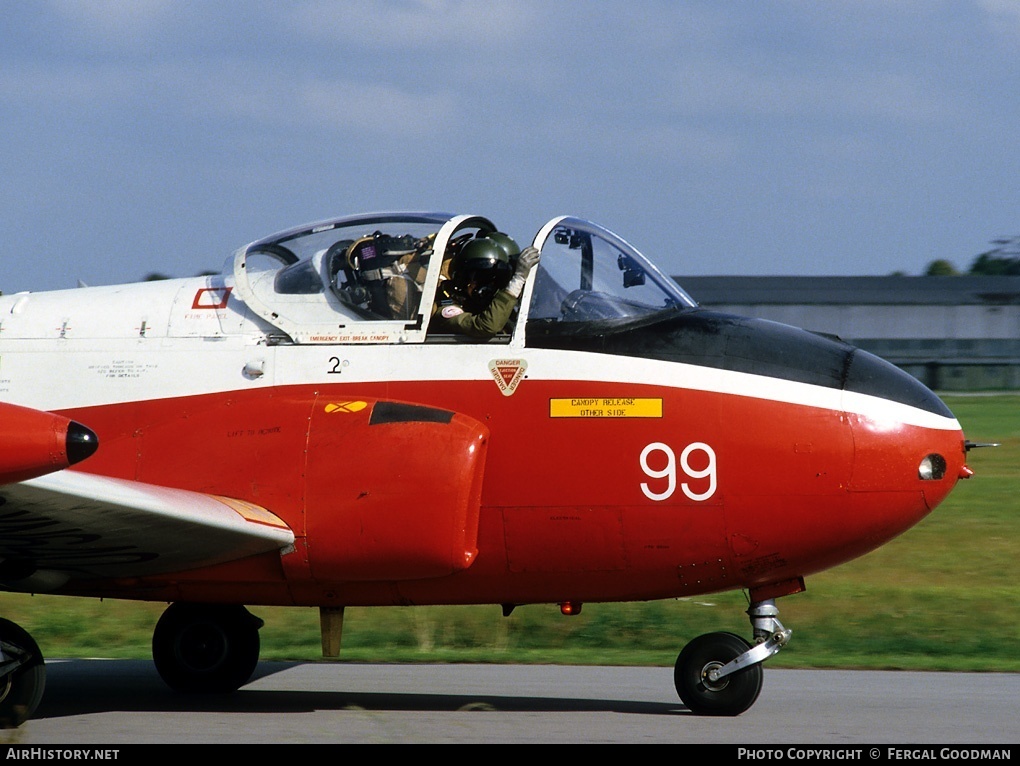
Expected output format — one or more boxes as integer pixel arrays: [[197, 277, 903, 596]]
[[0, 618, 46, 728], [152, 603, 263, 693], [674, 598, 792, 716]]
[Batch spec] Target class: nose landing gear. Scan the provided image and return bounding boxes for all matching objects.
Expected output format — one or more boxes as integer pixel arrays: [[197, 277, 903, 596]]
[[674, 598, 791, 716]]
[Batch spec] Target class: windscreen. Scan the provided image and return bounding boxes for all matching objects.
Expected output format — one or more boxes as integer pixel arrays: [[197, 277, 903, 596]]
[[528, 221, 696, 325]]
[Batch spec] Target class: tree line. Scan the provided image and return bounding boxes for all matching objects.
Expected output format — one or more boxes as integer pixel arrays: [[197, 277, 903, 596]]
[[925, 236, 1020, 276]]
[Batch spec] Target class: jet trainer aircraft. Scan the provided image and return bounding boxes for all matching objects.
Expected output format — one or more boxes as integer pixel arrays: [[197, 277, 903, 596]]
[[0, 212, 972, 726]]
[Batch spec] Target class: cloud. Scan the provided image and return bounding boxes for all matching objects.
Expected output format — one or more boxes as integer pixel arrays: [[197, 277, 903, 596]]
[[0, 63, 141, 105], [288, 0, 538, 49], [978, 0, 1020, 39], [257, 77, 457, 138], [46, 0, 176, 41], [0, 58, 455, 143], [667, 65, 956, 124]]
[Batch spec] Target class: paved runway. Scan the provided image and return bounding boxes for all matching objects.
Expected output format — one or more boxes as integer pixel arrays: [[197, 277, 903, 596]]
[[5, 660, 1018, 744]]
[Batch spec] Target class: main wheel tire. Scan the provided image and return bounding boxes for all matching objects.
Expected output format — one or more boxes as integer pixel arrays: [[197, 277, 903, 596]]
[[674, 631, 763, 716], [152, 603, 261, 694], [0, 618, 46, 728]]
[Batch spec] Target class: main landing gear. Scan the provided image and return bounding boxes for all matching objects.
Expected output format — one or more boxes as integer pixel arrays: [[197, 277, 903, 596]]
[[673, 599, 792, 716], [0, 618, 46, 728], [152, 603, 263, 693], [0, 603, 265, 728]]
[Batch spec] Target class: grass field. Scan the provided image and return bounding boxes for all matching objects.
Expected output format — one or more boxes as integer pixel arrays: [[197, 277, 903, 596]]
[[2, 394, 1017, 671]]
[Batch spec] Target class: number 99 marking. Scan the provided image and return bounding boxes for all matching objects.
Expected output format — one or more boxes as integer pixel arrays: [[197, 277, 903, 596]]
[[640, 442, 717, 502]]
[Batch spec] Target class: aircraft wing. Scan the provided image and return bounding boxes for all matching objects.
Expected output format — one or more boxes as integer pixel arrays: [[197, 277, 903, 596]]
[[0, 470, 295, 592]]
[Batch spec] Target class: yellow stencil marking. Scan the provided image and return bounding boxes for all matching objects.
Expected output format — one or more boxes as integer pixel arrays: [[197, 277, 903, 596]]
[[324, 401, 369, 414], [212, 495, 290, 529], [549, 398, 663, 418]]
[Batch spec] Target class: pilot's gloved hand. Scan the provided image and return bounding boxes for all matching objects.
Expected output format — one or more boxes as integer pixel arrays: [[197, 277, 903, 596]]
[[506, 246, 540, 298]]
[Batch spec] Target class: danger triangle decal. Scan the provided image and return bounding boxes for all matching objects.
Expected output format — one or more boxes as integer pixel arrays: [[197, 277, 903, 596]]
[[488, 359, 527, 396]]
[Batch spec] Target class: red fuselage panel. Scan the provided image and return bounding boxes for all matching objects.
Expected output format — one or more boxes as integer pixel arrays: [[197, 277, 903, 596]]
[[55, 376, 965, 607]]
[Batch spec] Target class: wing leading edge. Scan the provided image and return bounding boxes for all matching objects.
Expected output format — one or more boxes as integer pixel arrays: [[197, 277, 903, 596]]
[[0, 471, 295, 592]]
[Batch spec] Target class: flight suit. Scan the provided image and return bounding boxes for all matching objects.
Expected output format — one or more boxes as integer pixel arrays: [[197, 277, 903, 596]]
[[430, 282, 519, 338]]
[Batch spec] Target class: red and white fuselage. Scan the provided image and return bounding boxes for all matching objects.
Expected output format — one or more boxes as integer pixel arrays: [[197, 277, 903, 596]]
[[0, 213, 968, 610]]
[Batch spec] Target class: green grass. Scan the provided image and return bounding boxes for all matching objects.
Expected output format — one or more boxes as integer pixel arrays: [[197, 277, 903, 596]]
[[2, 394, 1017, 671]]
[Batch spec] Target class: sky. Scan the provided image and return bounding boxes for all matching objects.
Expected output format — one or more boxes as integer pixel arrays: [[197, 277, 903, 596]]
[[2, 1, 1019, 294]]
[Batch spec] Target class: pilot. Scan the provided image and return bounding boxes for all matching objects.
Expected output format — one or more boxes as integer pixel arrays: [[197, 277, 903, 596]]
[[430, 233, 540, 338]]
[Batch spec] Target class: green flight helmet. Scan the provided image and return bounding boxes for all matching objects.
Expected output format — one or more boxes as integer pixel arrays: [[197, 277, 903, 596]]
[[450, 235, 514, 312], [487, 231, 521, 262]]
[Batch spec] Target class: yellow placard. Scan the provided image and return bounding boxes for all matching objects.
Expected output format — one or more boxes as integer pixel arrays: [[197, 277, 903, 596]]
[[549, 398, 663, 418]]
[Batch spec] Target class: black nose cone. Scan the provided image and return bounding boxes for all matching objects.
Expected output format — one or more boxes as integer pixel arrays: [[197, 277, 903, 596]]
[[66, 422, 99, 465], [843, 348, 954, 418]]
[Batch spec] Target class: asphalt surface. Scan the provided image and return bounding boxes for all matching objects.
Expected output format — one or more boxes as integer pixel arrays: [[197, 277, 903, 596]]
[[5, 660, 1018, 745]]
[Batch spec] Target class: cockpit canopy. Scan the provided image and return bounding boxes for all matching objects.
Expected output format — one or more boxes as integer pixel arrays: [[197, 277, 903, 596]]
[[229, 212, 697, 344], [527, 216, 696, 332]]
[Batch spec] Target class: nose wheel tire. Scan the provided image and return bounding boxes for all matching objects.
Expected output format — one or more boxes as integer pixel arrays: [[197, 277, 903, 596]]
[[674, 631, 764, 716], [0, 618, 45, 729], [152, 603, 261, 694]]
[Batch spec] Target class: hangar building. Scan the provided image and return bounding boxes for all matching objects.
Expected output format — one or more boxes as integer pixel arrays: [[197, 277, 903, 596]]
[[676, 276, 1020, 391]]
